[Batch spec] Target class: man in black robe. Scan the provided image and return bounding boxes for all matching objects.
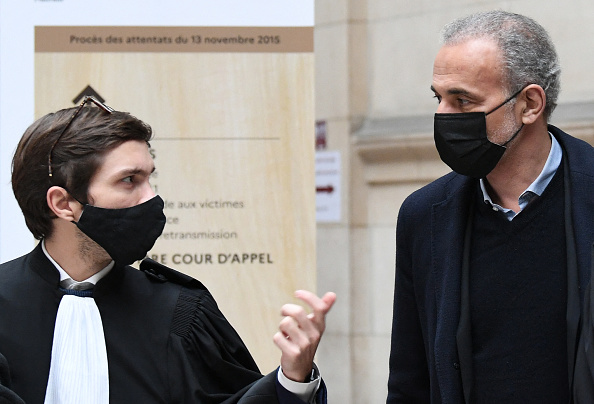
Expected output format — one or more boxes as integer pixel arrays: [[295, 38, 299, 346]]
[[0, 97, 336, 403]]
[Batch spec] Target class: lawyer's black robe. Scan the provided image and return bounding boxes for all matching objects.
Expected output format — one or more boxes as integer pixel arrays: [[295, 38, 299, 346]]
[[0, 353, 23, 404], [0, 244, 320, 403]]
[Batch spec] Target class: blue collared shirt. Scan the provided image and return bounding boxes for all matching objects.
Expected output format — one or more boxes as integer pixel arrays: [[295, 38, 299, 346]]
[[480, 133, 562, 221]]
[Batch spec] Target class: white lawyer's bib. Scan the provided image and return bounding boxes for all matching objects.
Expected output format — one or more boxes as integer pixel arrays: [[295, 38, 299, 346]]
[[44, 295, 109, 404]]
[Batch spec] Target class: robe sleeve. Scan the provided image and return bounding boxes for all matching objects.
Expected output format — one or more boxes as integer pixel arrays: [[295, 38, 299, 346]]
[[166, 284, 266, 403], [0, 353, 25, 404], [140, 259, 326, 403]]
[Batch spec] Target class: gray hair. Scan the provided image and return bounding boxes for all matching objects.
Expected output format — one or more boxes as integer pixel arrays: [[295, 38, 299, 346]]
[[441, 10, 560, 120]]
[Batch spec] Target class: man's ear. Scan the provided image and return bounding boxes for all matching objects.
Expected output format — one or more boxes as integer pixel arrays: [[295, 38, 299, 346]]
[[46, 186, 81, 221], [520, 84, 546, 125]]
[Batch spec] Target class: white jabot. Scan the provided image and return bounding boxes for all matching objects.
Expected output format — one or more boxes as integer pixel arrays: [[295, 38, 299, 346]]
[[44, 295, 109, 404]]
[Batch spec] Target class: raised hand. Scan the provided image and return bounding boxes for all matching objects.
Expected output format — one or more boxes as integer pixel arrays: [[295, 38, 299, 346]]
[[273, 290, 337, 382]]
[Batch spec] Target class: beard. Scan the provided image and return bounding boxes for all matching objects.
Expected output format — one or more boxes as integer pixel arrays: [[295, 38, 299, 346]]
[[490, 102, 522, 146], [75, 228, 112, 269]]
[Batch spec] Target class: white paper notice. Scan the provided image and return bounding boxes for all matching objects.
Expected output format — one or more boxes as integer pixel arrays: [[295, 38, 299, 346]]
[[316, 151, 341, 223]]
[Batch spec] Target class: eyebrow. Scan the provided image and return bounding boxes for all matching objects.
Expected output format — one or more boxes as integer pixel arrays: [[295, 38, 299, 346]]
[[430, 85, 473, 97], [115, 166, 156, 177]]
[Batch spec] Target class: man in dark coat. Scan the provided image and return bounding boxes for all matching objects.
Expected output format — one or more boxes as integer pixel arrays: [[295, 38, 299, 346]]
[[0, 97, 335, 403], [387, 10, 594, 403]]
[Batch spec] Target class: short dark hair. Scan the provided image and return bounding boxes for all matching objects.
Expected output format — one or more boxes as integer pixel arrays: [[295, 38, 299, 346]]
[[11, 105, 153, 239]]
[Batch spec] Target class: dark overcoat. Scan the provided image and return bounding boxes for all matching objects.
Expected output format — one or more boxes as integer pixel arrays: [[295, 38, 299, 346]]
[[387, 125, 594, 403]]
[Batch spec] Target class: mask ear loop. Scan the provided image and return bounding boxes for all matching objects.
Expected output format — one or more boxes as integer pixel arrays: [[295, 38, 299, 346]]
[[486, 84, 530, 116], [486, 84, 530, 147], [60, 188, 86, 206], [500, 123, 524, 147], [59, 187, 88, 224]]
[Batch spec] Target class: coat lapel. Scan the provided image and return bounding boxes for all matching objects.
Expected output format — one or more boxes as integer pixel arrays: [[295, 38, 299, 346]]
[[553, 126, 594, 399], [555, 126, 594, 296], [430, 176, 475, 402]]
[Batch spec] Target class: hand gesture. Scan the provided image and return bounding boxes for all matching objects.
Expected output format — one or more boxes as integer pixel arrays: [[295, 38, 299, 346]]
[[273, 290, 337, 382]]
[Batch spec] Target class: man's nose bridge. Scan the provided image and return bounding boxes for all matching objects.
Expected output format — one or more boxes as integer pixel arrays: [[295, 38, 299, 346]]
[[436, 102, 456, 114], [141, 181, 156, 202]]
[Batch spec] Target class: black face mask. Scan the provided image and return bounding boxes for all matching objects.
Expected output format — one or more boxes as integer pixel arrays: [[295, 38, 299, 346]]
[[433, 87, 526, 178], [73, 195, 166, 266]]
